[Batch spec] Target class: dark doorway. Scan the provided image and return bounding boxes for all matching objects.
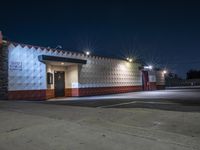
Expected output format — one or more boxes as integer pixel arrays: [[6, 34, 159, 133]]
[[142, 71, 149, 91], [54, 71, 65, 97]]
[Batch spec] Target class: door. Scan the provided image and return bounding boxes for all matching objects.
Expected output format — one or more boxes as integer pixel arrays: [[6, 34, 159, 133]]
[[142, 71, 149, 91], [54, 71, 65, 97]]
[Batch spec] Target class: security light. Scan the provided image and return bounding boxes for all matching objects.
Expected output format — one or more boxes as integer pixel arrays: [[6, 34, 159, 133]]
[[163, 70, 167, 74], [85, 51, 90, 56], [126, 57, 133, 62], [149, 65, 153, 70], [144, 65, 153, 70]]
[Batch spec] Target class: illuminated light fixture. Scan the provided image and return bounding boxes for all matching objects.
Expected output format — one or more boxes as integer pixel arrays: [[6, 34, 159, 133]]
[[129, 58, 133, 62], [61, 62, 64, 65], [144, 65, 153, 70], [126, 57, 133, 62], [85, 51, 90, 56], [163, 70, 167, 74], [149, 65, 153, 70]]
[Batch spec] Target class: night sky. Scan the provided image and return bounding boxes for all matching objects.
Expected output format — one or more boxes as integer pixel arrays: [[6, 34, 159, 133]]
[[1, 0, 200, 78]]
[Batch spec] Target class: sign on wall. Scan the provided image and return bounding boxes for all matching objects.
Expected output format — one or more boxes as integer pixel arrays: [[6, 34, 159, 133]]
[[9, 61, 22, 71]]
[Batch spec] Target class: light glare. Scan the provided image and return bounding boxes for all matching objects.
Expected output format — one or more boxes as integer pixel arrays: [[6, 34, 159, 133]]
[[126, 57, 133, 62], [149, 65, 153, 70], [163, 70, 167, 74], [144, 65, 153, 70], [86, 51, 90, 56]]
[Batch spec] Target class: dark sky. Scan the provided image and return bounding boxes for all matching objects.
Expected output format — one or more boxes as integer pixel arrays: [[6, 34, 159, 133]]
[[1, 0, 200, 77]]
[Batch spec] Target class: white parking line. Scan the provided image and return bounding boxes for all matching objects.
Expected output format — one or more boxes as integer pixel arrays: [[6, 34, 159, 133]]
[[98, 101, 178, 108]]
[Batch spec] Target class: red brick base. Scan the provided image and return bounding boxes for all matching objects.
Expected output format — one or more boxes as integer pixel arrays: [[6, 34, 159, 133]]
[[156, 85, 165, 90], [8, 86, 143, 100], [8, 90, 47, 100], [65, 89, 72, 97], [65, 88, 79, 97], [149, 82, 157, 90], [46, 89, 55, 99], [78, 86, 142, 96], [8, 85, 165, 100]]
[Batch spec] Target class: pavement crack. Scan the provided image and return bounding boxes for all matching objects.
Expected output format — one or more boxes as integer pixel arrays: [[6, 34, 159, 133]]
[[6, 127, 23, 133]]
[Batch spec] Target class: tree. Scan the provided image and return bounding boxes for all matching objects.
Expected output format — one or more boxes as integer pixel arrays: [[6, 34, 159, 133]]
[[187, 70, 200, 79], [166, 72, 181, 80]]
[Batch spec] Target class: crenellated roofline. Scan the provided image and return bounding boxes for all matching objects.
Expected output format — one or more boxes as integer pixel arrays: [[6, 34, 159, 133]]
[[6, 40, 141, 64]]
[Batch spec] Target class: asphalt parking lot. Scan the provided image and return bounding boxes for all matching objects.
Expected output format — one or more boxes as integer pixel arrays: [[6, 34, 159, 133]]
[[46, 89, 200, 112], [0, 88, 200, 150]]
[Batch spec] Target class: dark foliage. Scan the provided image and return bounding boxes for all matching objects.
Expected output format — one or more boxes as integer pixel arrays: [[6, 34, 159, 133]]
[[166, 72, 181, 80], [187, 70, 200, 79]]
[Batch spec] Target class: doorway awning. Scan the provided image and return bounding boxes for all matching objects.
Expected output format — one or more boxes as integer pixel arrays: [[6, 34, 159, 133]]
[[38, 55, 87, 64]]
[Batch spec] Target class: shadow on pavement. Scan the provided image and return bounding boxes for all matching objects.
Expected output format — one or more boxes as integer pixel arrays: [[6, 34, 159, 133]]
[[42, 98, 200, 112]]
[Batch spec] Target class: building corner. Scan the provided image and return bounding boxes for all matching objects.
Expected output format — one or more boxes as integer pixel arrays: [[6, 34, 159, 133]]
[[0, 31, 9, 100]]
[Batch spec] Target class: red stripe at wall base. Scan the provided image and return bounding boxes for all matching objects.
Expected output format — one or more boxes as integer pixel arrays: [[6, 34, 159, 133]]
[[156, 85, 165, 90], [46, 89, 55, 99], [78, 86, 143, 97], [8, 86, 143, 100], [8, 90, 47, 100], [149, 82, 157, 90]]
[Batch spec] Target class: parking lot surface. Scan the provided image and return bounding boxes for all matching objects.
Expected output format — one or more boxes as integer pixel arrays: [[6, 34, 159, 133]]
[[0, 89, 200, 150]]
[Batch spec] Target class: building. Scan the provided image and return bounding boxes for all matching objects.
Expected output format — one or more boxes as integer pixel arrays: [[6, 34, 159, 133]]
[[0, 32, 165, 100]]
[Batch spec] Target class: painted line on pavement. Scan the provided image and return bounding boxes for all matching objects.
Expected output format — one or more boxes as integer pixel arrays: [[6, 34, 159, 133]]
[[98, 101, 179, 108]]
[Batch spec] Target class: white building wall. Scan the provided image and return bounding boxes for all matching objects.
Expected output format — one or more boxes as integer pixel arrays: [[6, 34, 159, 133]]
[[78, 57, 142, 88], [8, 44, 47, 91], [67, 65, 79, 88], [156, 71, 165, 85], [8, 43, 143, 91]]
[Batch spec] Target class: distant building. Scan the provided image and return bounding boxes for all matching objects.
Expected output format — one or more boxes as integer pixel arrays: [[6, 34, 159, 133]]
[[0, 32, 165, 100]]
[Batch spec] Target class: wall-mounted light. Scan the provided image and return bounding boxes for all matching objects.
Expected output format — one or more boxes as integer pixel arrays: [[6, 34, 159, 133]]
[[163, 70, 167, 74], [126, 57, 133, 62], [85, 51, 90, 56], [61, 62, 64, 65], [144, 65, 153, 70], [149, 65, 153, 70]]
